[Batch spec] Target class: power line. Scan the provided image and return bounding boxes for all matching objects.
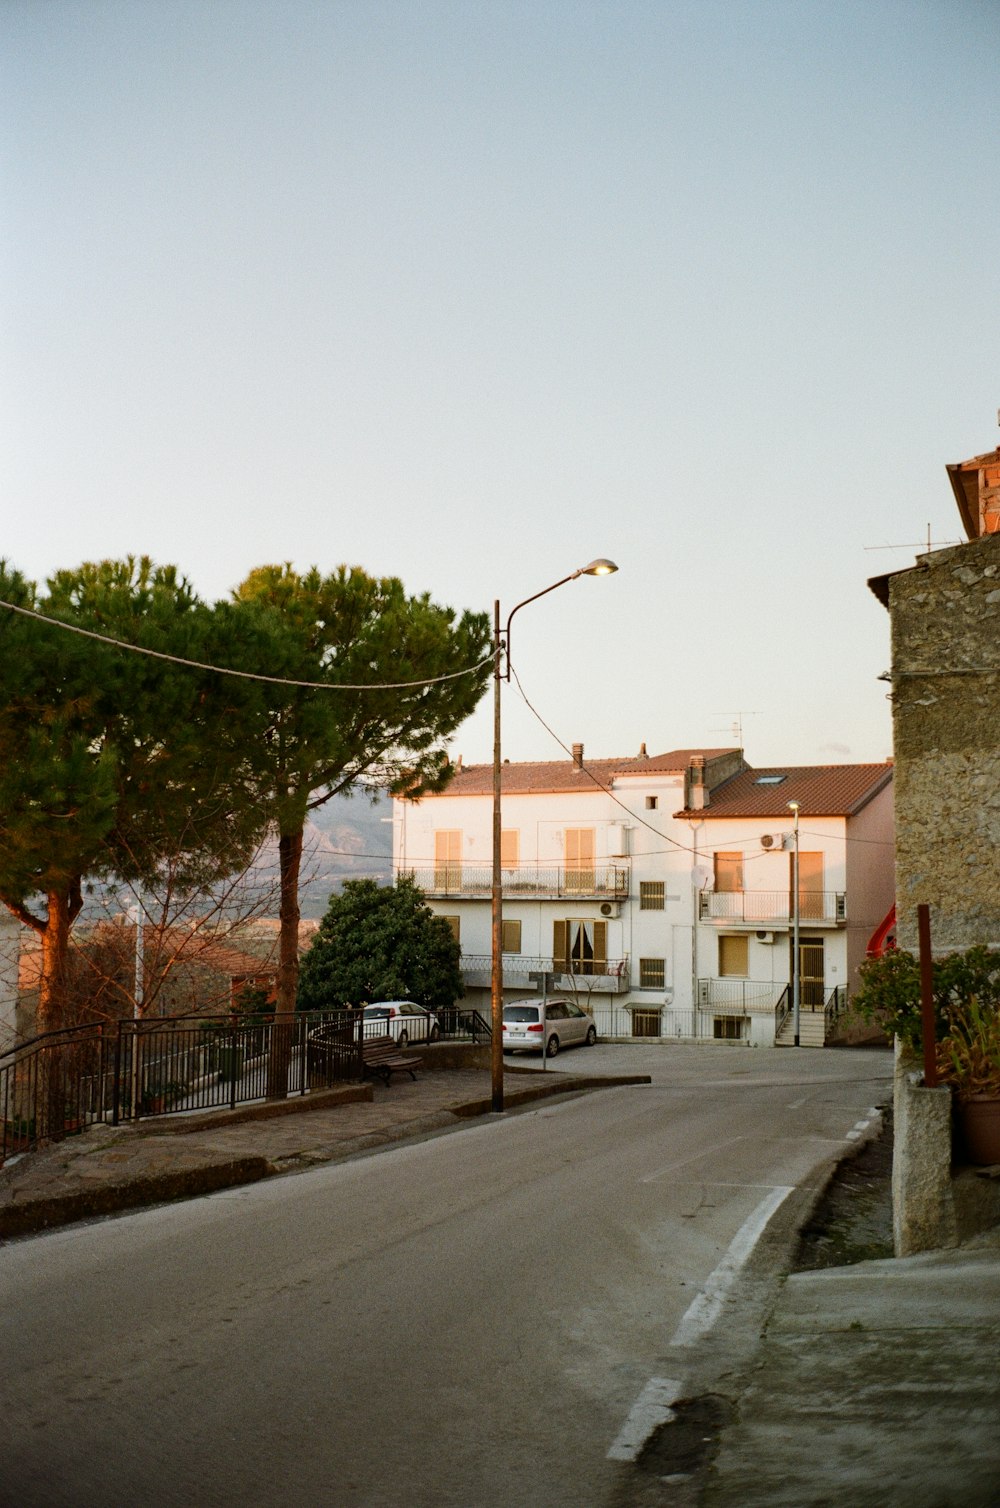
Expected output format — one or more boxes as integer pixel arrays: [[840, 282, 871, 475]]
[[0, 597, 492, 692], [507, 667, 894, 858]]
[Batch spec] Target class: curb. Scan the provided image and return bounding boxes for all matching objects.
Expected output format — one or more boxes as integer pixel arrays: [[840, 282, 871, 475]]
[[0, 1073, 650, 1241], [0, 1156, 272, 1241]]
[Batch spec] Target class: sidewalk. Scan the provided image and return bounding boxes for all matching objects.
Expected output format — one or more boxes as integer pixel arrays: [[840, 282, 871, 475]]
[[0, 1063, 647, 1241], [702, 1231, 1000, 1508]]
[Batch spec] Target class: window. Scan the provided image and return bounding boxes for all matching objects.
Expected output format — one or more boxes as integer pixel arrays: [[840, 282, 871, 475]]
[[564, 828, 596, 894], [639, 957, 665, 989], [501, 919, 521, 954], [442, 915, 460, 942], [434, 830, 462, 889], [640, 881, 665, 911], [719, 934, 749, 977], [645, 795, 658, 810], [714, 852, 744, 892], [632, 1008, 662, 1038], [553, 918, 607, 976], [754, 774, 787, 786], [714, 1017, 745, 1040], [500, 829, 519, 869]]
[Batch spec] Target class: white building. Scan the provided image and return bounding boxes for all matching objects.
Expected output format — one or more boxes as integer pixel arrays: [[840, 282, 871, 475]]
[[391, 745, 894, 1047]]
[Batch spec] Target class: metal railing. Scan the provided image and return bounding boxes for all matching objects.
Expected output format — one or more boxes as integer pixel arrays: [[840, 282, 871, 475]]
[[824, 984, 848, 1036], [401, 863, 631, 901], [697, 978, 788, 1012], [698, 890, 847, 924], [458, 953, 630, 993], [1, 1004, 492, 1161]]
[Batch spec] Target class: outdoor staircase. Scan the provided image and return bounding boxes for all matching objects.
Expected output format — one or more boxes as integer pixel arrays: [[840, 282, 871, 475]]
[[775, 1010, 827, 1048]]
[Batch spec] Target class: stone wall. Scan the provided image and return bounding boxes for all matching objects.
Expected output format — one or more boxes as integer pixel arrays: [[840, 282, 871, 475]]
[[889, 533, 1000, 951]]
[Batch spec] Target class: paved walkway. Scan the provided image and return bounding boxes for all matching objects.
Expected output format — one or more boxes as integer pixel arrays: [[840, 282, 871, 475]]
[[702, 1231, 1000, 1508]]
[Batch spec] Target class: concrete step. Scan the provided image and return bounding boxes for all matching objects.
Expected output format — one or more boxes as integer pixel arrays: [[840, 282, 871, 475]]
[[776, 1013, 826, 1047]]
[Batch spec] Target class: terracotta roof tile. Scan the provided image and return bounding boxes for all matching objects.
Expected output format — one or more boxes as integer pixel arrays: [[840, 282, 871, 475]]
[[430, 748, 736, 797], [674, 763, 893, 819]]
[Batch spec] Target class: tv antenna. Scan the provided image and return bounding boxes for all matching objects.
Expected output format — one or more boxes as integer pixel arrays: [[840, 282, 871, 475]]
[[710, 711, 759, 746], [864, 522, 960, 554]]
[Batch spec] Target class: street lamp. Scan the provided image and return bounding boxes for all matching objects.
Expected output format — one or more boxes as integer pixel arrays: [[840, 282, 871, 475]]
[[490, 559, 618, 1113], [788, 801, 800, 1048]]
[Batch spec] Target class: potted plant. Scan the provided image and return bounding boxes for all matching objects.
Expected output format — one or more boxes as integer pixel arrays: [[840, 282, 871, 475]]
[[936, 996, 1000, 1166]]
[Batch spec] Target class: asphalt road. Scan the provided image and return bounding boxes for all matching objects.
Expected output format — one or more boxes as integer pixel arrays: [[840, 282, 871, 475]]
[[0, 1044, 892, 1508]]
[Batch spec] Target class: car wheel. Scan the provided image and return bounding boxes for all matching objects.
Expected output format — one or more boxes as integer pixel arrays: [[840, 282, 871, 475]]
[[545, 1034, 560, 1057], [585, 1025, 597, 1046], [397, 1030, 408, 1048], [430, 1025, 440, 1042]]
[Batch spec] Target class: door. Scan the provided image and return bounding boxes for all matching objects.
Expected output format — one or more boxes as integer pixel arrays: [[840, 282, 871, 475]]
[[434, 830, 462, 891], [792, 936, 825, 1009], [564, 829, 596, 894], [553, 919, 607, 976], [791, 851, 824, 920]]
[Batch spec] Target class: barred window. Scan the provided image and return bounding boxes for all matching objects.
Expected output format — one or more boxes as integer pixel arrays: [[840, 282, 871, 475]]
[[640, 881, 665, 911], [639, 957, 665, 989]]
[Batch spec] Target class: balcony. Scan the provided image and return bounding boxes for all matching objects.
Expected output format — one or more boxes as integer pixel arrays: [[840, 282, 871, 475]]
[[697, 978, 788, 1013], [403, 864, 631, 902], [458, 953, 631, 994], [698, 889, 846, 926]]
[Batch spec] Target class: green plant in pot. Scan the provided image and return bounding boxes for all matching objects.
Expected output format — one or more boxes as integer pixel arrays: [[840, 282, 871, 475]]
[[936, 995, 1000, 1167]]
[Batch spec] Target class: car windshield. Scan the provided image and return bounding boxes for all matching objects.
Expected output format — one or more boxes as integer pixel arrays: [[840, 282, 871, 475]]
[[364, 1007, 390, 1018], [503, 1006, 541, 1023]]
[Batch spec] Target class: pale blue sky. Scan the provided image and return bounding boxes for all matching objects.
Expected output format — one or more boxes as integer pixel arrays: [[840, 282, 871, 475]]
[[3, 1, 998, 769]]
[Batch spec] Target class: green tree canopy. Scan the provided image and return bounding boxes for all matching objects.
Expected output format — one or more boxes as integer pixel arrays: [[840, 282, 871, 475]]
[[296, 877, 463, 1012], [234, 564, 491, 1021], [0, 557, 272, 1032]]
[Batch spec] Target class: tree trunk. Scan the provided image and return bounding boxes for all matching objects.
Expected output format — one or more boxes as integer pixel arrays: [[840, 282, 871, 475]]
[[266, 826, 304, 1099], [38, 890, 72, 1036], [37, 889, 78, 1138]]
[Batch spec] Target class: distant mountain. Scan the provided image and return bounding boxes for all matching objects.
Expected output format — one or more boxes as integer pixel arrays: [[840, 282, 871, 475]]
[[297, 789, 394, 917]]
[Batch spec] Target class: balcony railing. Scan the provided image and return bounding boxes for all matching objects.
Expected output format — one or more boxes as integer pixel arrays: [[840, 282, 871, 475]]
[[698, 889, 847, 925], [458, 953, 631, 994], [401, 864, 630, 901], [697, 978, 788, 1013]]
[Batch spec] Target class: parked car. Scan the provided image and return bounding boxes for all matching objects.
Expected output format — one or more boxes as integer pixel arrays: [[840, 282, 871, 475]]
[[361, 1002, 440, 1047], [502, 998, 597, 1057]]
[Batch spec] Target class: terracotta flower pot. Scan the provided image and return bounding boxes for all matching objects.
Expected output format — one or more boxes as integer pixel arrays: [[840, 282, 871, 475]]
[[958, 1096, 1000, 1166]]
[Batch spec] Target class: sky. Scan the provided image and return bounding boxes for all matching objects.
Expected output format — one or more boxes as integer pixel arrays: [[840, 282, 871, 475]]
[[3, 0, 998, 773]]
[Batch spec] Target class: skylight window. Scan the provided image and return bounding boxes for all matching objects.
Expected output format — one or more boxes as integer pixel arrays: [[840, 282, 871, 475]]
[[755, 774, 787, 785]]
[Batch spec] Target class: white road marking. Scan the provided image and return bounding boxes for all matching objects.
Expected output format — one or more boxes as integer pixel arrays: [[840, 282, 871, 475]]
[[669, 1185, 795, 1348], [607, 1376, 684, 1461]]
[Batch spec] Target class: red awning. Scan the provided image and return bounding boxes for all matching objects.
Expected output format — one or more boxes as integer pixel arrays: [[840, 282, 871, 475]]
[[867, 904, 897, 958]]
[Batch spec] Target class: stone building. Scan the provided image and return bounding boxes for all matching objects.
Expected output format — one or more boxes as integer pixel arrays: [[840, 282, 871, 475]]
[[870, 442, 1000, 951]]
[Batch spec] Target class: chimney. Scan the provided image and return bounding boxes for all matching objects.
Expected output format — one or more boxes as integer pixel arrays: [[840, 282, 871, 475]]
[[454, 753, 462, 771], [686, 754, 708, 810], [572, 742, 584, 768], [638, 742, 648, 759]]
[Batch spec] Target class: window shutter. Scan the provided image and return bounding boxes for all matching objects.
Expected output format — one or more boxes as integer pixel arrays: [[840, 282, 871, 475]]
[[553, 919, 568, 971]]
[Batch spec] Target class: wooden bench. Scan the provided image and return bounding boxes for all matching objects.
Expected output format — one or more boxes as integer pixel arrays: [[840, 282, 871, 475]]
[[362, 1035, 423, 1085]]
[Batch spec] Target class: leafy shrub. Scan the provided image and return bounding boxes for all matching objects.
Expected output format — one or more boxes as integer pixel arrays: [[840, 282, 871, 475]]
[[853, 945, 1000, 1054]]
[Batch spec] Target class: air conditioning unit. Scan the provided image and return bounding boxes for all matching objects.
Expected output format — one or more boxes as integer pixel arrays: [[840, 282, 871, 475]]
[[599, 901, 622, 919], [755, 930, 775, 944], [760, 833, 785, 851]]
